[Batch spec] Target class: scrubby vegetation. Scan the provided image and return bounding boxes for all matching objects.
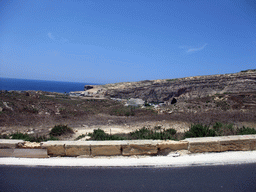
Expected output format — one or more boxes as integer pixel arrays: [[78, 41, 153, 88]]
[[75, 134, 86, 140], [49, 124, 74, 136], [88, 129, 125, 140], [1, 123, 256, 142], [185, 124, 217, 138], [87, 127, 177, 141], [8, 132, 58, 142], [184, 122, 256, 138], [130, 127, 176, 140], [0, 124, 75, 142], [237, 126, 256, 135]]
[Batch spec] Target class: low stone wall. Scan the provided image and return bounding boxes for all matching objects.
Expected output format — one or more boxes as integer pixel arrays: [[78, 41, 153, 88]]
[[1, 135, 256, 158], [41, 140, 188, 157], [185, 135, 256, 153]]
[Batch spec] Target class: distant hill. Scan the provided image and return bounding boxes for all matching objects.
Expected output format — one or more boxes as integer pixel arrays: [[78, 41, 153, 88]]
[[101, 70, 256, 103]]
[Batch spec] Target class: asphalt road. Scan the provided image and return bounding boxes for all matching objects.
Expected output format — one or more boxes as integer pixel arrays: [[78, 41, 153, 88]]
[[1, 164, 256, 192]]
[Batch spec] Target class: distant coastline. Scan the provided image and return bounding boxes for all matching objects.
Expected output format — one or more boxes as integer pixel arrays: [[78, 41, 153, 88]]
[[0, 78, 98, 93]]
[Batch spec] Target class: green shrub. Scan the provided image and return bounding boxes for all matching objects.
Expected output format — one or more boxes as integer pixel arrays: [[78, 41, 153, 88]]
[[9, 132, 58, 142], [108, 135, 125, 140], [223, 123, 235, 135], [49, 124, 74, 136], [47, 136, 59, 141], [154, 126, 162, 130], [165, 128, 177, 135], [130, 127, 151, 139], [88, 129, 107, 140], [213, 122, 223, 135], [88, 129, 125, 140], [11, 132, 33, 141], [236, 126, 256, 135], [130, 127, 175, 140], [212, 122, 235, 136], [0, 134, 10, 139], [75, 134, 86, 140], [185, 124, 216, 138]]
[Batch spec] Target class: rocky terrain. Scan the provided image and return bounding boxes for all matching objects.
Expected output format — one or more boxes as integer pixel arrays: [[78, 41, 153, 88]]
[[1, 70, 255, 140], [99, 69, 256, 103]]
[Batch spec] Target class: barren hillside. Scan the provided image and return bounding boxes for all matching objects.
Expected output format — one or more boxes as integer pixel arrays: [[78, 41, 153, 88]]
[[1, 70, 255, 139]]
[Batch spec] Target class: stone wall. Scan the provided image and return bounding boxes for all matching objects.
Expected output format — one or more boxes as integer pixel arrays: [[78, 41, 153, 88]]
[[1, 134, 256, 158]]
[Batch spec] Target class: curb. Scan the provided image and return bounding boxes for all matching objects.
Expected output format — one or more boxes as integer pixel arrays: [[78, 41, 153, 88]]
[[1, 134, 256, 158]]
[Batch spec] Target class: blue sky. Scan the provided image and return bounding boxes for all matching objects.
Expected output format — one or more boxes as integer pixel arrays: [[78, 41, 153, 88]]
[[1, 0, 256, 84]]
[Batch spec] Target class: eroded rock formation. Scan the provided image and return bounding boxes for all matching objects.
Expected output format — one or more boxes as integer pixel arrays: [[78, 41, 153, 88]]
[[101, 71, 256, 103]]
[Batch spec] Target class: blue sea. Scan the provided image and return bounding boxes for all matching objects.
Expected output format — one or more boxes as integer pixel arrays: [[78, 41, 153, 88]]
[[0, 78, 97, 93]]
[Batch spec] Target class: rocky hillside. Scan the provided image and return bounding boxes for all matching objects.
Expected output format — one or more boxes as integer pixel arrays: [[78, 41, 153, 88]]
[[101, 70, 256, 103]]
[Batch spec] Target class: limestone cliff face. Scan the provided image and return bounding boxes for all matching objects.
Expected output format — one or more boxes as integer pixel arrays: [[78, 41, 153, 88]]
[[101, 71, 256, 103]]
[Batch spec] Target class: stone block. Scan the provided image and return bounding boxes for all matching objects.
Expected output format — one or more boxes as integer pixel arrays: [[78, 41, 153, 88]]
[[220, 135, 252, 152], [0, 149, 14, 157], [0, 139, 24, 149], [250, 135, 256, 150], [185, 137, 220, 153], [90, 141, 126, 156], [13, 149, 48, 158], [122, 140, 158, 156], [157, 140, 188, 155], [65, 141, 91, 156], [41, 141, 66, 156], [0, 149, 48, 158]]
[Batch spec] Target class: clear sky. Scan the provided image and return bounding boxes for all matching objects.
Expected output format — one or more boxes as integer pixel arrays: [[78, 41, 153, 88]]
[[1, 0, 256, 84]]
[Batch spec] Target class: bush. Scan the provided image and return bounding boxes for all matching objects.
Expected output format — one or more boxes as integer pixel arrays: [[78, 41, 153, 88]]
[[48, 136, 59, 141], [88, 129, 107, 140], [165, 128, 177, 135], [212, 122, 235, 136], [130, 127, 175, 140], [0, 134, 10, 139], [75, 134, 86, 140], [49, 124, 74, 136], [88, 129, 125, 140], [11, 132, 34, 141], [213, 122, 223, 136], [185, 124, 216, 138], [236, 126, 256, 135], [10, 132, 58, 142]]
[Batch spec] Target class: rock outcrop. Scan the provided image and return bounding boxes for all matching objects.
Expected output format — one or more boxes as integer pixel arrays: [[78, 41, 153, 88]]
[[101, 71, 256, 103]]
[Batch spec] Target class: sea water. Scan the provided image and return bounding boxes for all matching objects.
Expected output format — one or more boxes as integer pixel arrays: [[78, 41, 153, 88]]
[[0, 78, 96, 93]]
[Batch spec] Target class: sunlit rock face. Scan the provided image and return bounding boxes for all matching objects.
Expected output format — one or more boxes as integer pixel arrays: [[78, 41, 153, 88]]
[[102, 71, 256, 103]]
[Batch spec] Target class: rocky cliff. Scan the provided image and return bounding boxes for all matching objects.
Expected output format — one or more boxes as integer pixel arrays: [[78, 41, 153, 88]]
[[98, 70, 256, 103]]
